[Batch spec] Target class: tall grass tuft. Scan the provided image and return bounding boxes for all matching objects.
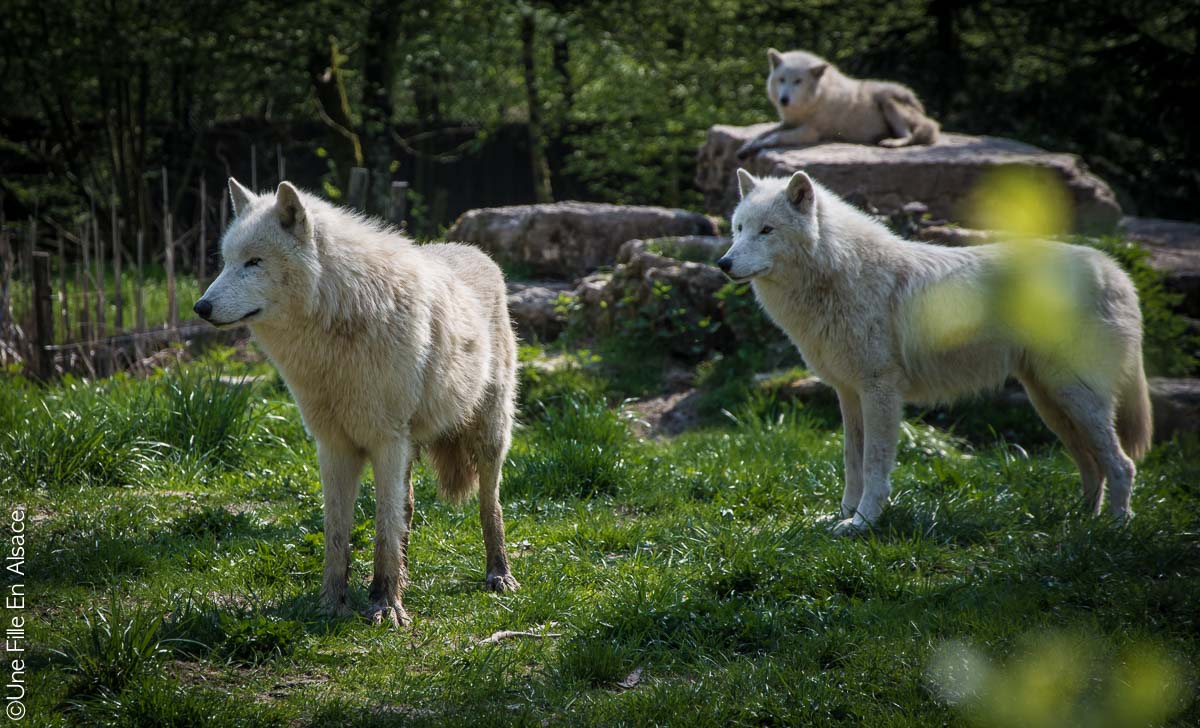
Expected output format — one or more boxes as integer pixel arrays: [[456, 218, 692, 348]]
[[147, 366, 280, 467], [1, 382, 162, 491], [506, 394, 637, 499], [55, 597, 170, 700]]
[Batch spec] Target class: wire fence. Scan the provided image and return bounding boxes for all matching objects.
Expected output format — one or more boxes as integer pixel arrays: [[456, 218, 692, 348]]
[[1, 163, 408, 379]]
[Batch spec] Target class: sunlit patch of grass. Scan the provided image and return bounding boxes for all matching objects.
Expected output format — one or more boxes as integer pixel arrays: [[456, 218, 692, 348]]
[[7, 346, 1199, 725]]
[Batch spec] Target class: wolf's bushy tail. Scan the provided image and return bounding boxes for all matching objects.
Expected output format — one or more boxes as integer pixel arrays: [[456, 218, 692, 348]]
[[1116, 357, 1153, 461], [427, 436, 480, 505]]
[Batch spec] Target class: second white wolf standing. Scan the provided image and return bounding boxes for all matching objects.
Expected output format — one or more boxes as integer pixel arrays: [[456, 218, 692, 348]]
[[195, 179, 519, 626], [738, 49, 940, 158], [718, 170, 1151, 534]]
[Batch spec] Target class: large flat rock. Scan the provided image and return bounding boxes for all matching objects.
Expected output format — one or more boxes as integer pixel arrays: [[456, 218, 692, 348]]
[[447, 201, 716, 279], [697, 124, 1121, 232]]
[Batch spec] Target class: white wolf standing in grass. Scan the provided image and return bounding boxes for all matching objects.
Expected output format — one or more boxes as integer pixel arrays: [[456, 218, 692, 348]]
[[195, 179, 519, 626], [718, 170, 1151, 534], [738, 49, 940, 159]]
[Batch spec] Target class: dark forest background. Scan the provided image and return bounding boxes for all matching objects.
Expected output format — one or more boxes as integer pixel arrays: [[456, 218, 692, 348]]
[[1, 0, 1196, 245]]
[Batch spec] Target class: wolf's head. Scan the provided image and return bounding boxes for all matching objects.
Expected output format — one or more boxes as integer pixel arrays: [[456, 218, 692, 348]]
[[193, 179, 319, 328], [766, 48, 829, 117], [718, 169, 820, 282]]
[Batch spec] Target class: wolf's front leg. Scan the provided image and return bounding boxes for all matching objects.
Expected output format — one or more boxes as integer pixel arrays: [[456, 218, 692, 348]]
[[318, 441, 365, 617], [833, 386, 901, 536], [836, 388, 865, 519], [367, 437, 414, 627], [737, 124, 820, 159]]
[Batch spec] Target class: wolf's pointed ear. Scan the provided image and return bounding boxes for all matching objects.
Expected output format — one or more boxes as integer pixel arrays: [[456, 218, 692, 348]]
[[229, 177, 255, 217], [767, 48, 784, 69], [810, 63, 828, 80], [737, 168, 758, 199], [275, 182, 309, 239], [786, 171, 816, 212]]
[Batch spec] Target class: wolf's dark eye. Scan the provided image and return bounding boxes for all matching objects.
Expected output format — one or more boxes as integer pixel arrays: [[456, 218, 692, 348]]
[[244, 258, 262, 268], [736, 223, 743, 233], [760, 225, 774, 235]]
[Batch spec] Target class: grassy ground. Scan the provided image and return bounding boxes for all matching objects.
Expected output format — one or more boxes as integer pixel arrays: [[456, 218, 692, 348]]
[[4, 344, 1198, 727]]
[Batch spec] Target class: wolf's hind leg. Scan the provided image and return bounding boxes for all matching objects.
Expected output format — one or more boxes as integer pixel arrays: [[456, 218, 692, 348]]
[[878, 99, 916, 148], [837, 388, 865, 518], [318, 441, 365, 617], [367, 436, 414, 627], [476, 453, 519, 592], [1020, 374, 1106, 514], [1052, 384, 1136, 521], [833, 386, 901, 535]]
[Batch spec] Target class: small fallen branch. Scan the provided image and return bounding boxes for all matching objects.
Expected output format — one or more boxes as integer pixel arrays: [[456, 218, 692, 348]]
[[472, 629, 562, 648]]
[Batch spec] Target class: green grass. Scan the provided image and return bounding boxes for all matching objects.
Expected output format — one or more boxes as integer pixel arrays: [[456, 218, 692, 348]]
[[6, 346, 1199, 726]]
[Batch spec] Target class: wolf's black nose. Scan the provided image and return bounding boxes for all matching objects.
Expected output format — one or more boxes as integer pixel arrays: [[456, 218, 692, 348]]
[[193, 299, 213, 320], [717, 257, 732, 274], [780, 95, 790, 106]]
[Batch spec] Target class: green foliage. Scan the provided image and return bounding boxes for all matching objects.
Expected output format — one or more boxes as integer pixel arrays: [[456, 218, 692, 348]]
[[4, 0, 1196, 237]]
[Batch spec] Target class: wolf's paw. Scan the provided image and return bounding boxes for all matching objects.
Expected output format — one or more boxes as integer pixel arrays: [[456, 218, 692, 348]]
[[1110, 508, 1135, 526], [365, 603, 411, 628], [321, 594, 354, 619], [484, 572, 521, 593], [830, 516, 872, 537], [878, 137, 908, 148]]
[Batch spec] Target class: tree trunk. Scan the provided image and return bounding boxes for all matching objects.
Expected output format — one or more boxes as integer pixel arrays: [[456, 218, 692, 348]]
[[362, 1, 403, 215], [522, 9, 554, 204]]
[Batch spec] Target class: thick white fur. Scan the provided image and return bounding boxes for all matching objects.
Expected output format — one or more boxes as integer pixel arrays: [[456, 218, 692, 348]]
[[738, 49, 940, 158], [198, 179, 520, 626], [721, 170, 1152, 534]]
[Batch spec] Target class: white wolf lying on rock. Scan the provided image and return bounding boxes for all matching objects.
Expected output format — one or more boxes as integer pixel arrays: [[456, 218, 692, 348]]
[[738, 49, 940, 159], [718, 170, 1151, 534], [195, 179, 519, 626]]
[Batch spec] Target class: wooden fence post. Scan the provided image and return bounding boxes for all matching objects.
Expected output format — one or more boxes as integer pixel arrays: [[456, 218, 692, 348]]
[[112, 206, 123, 332], [31, 251, 53, 380], [165, 213, 177, 328], [91, 196, 106, 339], [57, 229, 69, 340], [251, 144, 258, 191], [135, 229, 146, 330], [198, 177, 207, 285], [390, 181, 409, 228], [347, 167, 369, 211], [277, 143, 285, 184], [80, 222, 91, 342], [162, 169, 177, 328]]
